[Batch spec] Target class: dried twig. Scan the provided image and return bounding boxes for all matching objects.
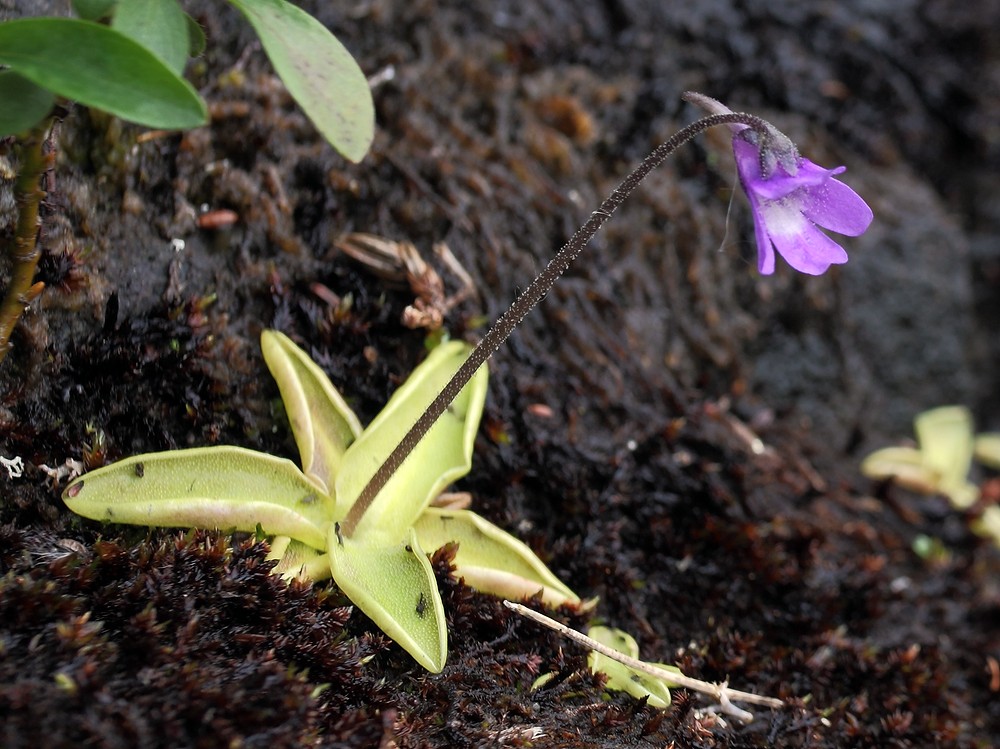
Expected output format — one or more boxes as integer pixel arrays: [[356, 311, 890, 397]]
[[504, 600, 783, 722]]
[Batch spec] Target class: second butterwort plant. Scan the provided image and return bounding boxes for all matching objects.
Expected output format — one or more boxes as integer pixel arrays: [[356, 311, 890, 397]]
[[63, 93, 872, 687]]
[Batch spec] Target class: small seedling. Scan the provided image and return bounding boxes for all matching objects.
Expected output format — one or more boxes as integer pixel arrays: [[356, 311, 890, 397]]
[[587, 625, 680, 709]]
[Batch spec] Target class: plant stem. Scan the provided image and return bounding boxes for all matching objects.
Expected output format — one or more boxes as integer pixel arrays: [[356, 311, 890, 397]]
[[341, 111, 769, 536], [0, 119, 54, 365]]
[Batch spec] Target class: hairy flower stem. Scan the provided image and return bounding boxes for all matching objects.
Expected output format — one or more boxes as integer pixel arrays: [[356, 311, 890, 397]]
[[341, 111, 770, 536], [0, 119, 54, 364]]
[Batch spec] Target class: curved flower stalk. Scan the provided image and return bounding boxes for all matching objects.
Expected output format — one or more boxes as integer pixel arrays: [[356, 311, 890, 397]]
[[65, 331, 578, 672], [684, 92, 873, 275], [347, 93, 875, 522]]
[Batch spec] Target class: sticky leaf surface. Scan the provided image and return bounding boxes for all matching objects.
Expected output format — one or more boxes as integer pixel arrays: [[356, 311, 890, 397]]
[[261, 330, 363, 496], [267, 536, 332, 581], [337, 341, 488, 543], [414, 508, 578, 606], [63, 446, 330, 549], [329, 527, 447, 672]]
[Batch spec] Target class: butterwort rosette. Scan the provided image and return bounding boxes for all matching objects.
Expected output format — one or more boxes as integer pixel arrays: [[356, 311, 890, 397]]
[[686, 92, 873, 275]]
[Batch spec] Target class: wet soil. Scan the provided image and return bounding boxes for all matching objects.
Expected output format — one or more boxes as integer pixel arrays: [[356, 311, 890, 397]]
[[2, 0, 1000, 746]]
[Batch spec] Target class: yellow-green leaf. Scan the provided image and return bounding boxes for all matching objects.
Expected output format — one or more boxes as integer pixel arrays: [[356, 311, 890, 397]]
[[861, 406, 980, 509], [328, 526, 446, 672], [973, 506, 1000, 547], [587, 626, 680, 708], [914, 405, 976, 505], [266, 535, 331, 581], [338, 341, 488, 543], [974, 433, 1000, 471], [261, 330, 363, 496], [414, 508, 578, 607], [860, 446, 938, 491], [63, 446, 331, 549]]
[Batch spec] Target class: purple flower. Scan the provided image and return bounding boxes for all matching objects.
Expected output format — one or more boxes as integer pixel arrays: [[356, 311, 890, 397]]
[[682, 92, 873, 276], [733, 135, 873, 275]]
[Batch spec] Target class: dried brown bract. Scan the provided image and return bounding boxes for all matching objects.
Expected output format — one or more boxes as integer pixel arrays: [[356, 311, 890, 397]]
[[334, 233, 477, 331]]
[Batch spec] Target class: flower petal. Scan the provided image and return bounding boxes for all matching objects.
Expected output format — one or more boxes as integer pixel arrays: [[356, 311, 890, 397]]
[[757, 162, 844, 200], [732, 137, 764, 182], [733, 139, 842, 199], [800, 177, 873, 237], [758, 199, 849, 274], [751, 208, 776, 275]]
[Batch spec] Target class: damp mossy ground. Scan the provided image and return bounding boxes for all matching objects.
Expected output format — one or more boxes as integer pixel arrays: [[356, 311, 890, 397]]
[[2, 1, 999, 746]]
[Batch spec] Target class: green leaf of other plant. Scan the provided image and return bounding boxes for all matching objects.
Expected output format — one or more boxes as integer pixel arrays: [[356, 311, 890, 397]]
[[587, 626, 680, 709], [414, 508, 579, 607], [329, 526, 447, 672], [112, 0, 190, 76], [72, 0, 117, 21], [63, 447, 330, 549], [185, 14, 207, 58], [0, 18, 207, 129], [0, 71, 55, 137], [226, 0, 374, 162]]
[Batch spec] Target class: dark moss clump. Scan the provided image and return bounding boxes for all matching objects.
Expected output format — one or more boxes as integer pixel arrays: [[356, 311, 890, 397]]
[[0, 530, 386, 748]]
